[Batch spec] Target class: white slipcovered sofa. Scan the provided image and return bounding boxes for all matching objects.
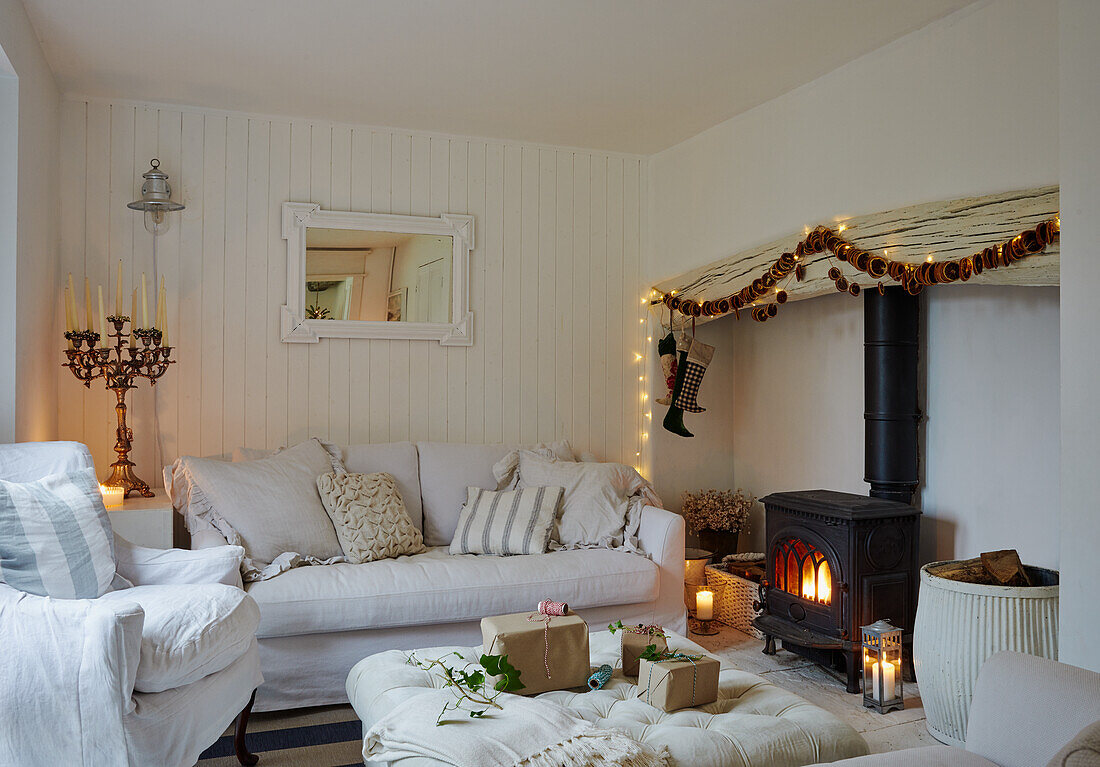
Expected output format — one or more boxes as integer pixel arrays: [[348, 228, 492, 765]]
[[184, 441, 687, 712]]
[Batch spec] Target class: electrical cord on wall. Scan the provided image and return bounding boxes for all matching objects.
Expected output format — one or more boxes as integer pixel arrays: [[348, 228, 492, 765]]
[[151, 232, 165, 492]]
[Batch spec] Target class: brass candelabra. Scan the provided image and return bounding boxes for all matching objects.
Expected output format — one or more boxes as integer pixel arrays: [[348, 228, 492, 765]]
[[63, 317, 174, 497]]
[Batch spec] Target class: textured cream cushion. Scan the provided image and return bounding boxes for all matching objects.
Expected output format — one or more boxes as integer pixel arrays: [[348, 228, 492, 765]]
[[316, 472, 425, 564], [516, 451, 648, 548], [100, 583, 261, 693], [339, 443, 423, 532], [168, 438, 344, 570], [348, 630, 869, 767]]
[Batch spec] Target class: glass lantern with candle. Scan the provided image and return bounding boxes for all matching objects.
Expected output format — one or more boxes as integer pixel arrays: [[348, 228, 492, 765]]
[[862, 619, 904, 714], [690, 588, 718, 636]]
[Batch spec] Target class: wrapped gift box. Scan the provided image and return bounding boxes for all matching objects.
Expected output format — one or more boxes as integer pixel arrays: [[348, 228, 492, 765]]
[[637, 653, 721, 712], [481, 610, 590, 695], [620, 626, 668, 677]]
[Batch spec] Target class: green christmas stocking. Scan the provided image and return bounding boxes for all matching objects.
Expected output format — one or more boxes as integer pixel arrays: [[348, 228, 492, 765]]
[[662, 333, 694, 438]]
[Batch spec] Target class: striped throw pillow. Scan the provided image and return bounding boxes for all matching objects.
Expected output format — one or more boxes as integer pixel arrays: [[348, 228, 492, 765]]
[[449, 486, 563, 556], [0, 467, 117, 598]]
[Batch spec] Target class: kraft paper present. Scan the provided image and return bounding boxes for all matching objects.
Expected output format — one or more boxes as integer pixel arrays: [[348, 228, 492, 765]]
[[620, 627, 668, 677], [637, 654, 720, 712], [481, 610, 590, 695]]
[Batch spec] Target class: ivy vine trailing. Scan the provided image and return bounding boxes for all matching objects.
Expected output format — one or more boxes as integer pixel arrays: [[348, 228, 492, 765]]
[[406, 651, 525, 725]]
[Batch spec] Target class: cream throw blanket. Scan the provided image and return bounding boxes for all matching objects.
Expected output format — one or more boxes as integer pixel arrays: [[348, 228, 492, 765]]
[[363, 689, 668, 767]]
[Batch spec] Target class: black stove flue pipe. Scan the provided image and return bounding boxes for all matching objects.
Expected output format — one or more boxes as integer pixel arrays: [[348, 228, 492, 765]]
[[864, 286, 920, 504]]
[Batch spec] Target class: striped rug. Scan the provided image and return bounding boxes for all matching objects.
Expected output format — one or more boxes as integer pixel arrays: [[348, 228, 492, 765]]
[[197, 704, 363, 767]]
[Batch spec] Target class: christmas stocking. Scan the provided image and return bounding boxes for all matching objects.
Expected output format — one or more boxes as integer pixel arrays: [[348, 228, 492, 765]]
[[673, 338, 715, 413], [655, 332, 677, 406], [662, 333, 694, 438]]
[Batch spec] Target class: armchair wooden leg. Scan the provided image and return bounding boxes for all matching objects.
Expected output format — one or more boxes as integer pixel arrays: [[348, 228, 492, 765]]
[[234, 689, 259, 766]]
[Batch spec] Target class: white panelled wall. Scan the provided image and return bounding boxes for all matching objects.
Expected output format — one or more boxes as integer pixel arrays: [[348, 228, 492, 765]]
[[58, 99, 648, 482]]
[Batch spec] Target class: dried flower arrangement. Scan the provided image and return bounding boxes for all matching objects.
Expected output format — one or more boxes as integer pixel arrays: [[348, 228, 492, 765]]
[[681, 488, 755, 533]]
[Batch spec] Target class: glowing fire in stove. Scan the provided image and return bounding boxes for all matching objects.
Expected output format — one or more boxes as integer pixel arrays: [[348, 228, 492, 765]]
[[801, 561, 832, 603], [778, 538, 833, 605]]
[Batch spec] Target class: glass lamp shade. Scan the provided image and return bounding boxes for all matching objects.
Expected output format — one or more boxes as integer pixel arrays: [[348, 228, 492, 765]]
[[128, 159, 184, 235]]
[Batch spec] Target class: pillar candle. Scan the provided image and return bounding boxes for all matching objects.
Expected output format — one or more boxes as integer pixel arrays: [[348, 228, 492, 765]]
[[696, 589, 713, 620], [97, 285, 106, 342], [140, 273, 149, 329], [84, 277, 93, 331], [130, 289, 137, 347], [115, 260, 123, 316], [871, 661, 896, 702]]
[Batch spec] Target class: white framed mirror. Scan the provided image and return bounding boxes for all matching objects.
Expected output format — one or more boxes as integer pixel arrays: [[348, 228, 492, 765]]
[[281, 202, 474, 345]]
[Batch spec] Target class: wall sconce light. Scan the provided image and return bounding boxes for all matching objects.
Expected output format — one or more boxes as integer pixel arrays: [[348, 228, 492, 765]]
[[128, 159, 184, 235]]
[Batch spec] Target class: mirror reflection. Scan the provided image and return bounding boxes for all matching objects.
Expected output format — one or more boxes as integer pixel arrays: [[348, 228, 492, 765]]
[[304, 228, 453, 323]]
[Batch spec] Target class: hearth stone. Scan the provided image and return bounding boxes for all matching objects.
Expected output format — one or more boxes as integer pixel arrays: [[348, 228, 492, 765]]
[[753, 489, 921, 693]]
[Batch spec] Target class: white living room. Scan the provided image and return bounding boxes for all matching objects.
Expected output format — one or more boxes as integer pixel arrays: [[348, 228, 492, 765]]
[[1, 1, 1098, 766]]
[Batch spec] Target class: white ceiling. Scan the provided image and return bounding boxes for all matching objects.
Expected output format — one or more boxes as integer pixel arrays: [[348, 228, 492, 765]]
[[22, 0, 976, 154]]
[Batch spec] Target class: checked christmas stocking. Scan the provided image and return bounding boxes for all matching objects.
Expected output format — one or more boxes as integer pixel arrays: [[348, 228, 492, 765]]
[[662, 333, 694, 438], [673, 338, 715, 413]]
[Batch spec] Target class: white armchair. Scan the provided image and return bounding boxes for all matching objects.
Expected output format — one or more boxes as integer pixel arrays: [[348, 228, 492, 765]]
[[0, 442, 264, 767]]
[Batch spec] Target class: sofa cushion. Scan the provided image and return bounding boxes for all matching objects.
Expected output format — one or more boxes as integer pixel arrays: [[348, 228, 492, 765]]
[[516, 452, 648, 549], [0, 467, 117, 599], [416, 443, 512, 545], [316, 472, 425, 563], [246, 547, 658, 638], [100, 583, 261, 693], [169, 438, 344, 568], [449, 486, 562, 556], [339, 442, 422, 532]]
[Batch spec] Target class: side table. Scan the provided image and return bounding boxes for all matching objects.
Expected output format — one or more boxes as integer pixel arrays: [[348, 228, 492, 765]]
[[108, 495, 175, 549]]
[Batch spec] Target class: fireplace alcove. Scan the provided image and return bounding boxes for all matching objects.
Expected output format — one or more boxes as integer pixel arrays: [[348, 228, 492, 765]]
[[747, 286, 923, 693]]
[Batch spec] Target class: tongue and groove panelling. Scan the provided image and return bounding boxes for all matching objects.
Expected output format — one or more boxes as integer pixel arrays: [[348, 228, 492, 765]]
[[58, 98, 647, 481]]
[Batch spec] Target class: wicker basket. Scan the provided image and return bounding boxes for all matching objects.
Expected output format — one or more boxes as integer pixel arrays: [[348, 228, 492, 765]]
[[705, 565, 765, 639]]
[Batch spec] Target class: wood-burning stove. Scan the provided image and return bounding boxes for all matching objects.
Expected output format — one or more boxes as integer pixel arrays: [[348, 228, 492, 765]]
[[753, 490, 921, 692]]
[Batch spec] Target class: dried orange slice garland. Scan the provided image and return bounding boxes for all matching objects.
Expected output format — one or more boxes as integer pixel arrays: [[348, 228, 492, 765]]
[[658, 216, 1060, 323]]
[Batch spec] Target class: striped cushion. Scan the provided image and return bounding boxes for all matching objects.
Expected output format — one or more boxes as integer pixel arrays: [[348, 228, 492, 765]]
[[449, 486, 562, 556], [0, 467, 117, 598]]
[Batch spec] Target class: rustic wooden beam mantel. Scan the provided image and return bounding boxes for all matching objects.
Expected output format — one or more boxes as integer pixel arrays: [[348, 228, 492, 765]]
[[650, 185, 1058, 326]]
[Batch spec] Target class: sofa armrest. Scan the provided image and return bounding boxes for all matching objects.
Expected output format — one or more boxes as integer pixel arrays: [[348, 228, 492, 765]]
[[637, 504, 687, 635], [114, 534, 245, 589], [0, 583, 142, 765], [966, 652, 1100, 767]]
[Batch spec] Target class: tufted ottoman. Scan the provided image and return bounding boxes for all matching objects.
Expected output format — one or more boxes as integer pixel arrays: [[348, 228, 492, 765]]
[[347, 630, 869, 767]]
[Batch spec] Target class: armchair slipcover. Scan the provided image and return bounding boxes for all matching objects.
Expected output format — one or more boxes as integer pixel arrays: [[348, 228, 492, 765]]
[[0, 442, 263, 767]]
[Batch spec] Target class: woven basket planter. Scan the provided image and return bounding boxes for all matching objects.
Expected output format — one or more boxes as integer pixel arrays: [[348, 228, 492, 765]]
[[705, 565, 765, 639], [913, 560, 1059, 747]]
